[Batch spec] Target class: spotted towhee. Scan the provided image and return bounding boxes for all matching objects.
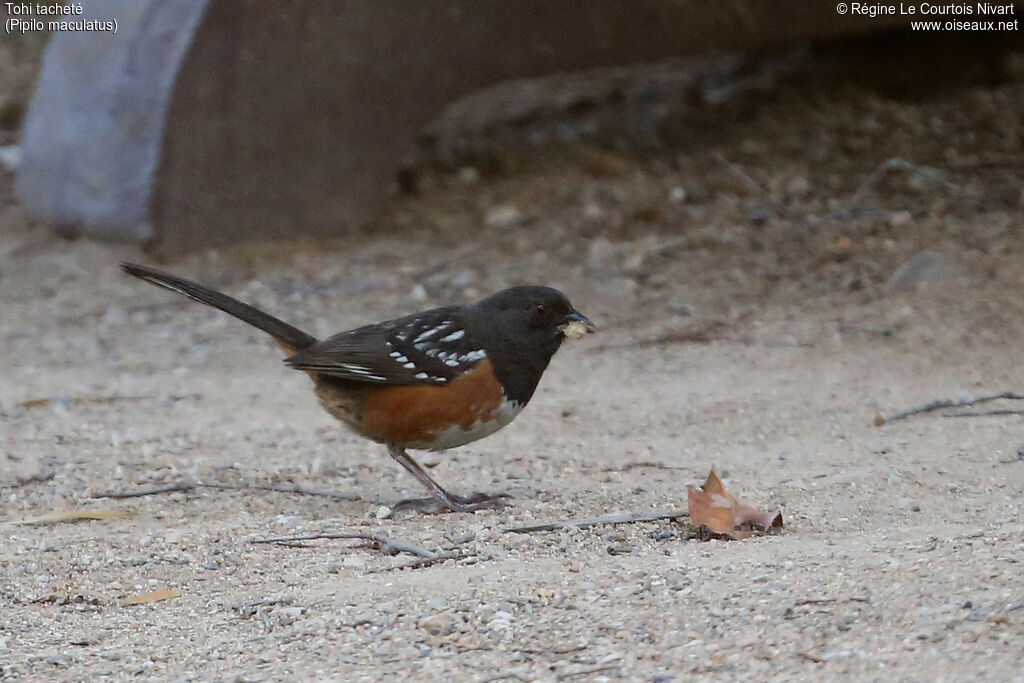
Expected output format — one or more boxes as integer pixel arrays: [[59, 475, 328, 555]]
[[121, 263, 595, 512]]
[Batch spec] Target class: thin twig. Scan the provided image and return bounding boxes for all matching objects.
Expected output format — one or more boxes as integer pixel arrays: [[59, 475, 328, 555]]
[[18, 393, 201, 410], [515, 644, 589, 656], [209, 483, 360, 500], [714, 152, 768, 196], [505, 509, 689, 534], [557, 664, 621, 680], [816, 157, 966, 222], [92, 483, 195, 498], [91, 482, 360, 501], [251, 532, 437, 559], [602, 461, 686, 473], [794, 596, 871, 607], [944, 409, 1024, 418], [798, 651, 827, 663], [878, 391, 1024, 424]]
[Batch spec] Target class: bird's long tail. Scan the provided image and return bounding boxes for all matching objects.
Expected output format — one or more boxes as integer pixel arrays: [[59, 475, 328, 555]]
[[120, 263, 318, 354]]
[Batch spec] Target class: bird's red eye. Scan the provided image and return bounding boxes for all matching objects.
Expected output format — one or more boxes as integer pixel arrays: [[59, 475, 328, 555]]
[[531, 303, 546, 316]]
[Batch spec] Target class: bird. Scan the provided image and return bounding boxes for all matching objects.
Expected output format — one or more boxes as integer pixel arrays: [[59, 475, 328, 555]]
[[120, 263, 595, 512]]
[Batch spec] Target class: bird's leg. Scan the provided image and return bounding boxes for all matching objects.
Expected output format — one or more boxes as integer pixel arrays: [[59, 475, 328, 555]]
[[386, 444, 507, 513]]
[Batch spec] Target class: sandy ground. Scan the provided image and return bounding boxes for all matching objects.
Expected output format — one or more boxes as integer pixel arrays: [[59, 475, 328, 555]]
[[3, 42, 1024, 682]]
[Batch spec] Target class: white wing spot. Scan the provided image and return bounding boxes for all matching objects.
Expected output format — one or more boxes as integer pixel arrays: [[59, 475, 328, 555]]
[[414, 323, 450, 343], [414, 372, 429, 380], [393, 354, 409, 363], [403, 362, 416, 369], [389, 350, 401, 358], [444, 359, 460, 367], [462, 349, 487, 362], [439, 329, 465, 342], [340, 364, 387, 381]]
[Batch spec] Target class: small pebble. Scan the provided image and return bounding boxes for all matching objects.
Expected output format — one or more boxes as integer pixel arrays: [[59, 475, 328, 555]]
[[485, 205, 526, 228], [786, 176, 810, 196], [888, 210, 913, 227], [748, 206, 774, 226], [898, 497, 921, 512], [418, 612, 457, 635], [425, 596, 448, 610]]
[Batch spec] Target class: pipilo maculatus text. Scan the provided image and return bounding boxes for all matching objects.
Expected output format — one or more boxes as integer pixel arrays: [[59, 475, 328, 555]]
[[121, 263, 595, 512]]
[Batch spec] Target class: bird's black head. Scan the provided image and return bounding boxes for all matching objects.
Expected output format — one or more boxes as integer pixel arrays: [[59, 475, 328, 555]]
[[468, 285, 594, 403], [473, 285, 595, 340]]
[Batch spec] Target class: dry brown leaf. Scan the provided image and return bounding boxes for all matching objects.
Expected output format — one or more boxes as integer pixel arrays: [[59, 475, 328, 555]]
[[120, 589, 181, 606], [686, 466, 783, 540], [3, 509, 133, 526]]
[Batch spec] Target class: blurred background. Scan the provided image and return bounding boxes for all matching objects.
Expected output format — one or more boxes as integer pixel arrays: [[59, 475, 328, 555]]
[[2, 2, 1021, 283]]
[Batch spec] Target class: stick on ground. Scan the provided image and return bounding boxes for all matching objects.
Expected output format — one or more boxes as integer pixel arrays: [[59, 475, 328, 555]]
[[250, 532, 437, 559], [878, 391, 1024, 424], [505, 508, 690, 534], [945, 409, 1024, 419], [91, 482, 360, 501]]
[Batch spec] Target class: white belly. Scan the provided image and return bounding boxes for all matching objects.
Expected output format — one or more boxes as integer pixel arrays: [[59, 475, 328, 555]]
[[415, 398, 524, 451]]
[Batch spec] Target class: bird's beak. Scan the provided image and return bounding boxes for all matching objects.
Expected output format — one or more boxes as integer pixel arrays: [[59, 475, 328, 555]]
[[560, 310, 597, 339]]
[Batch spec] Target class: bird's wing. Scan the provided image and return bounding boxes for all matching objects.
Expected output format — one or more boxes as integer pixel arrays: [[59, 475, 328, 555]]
[[284, 306, 489, 385]]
